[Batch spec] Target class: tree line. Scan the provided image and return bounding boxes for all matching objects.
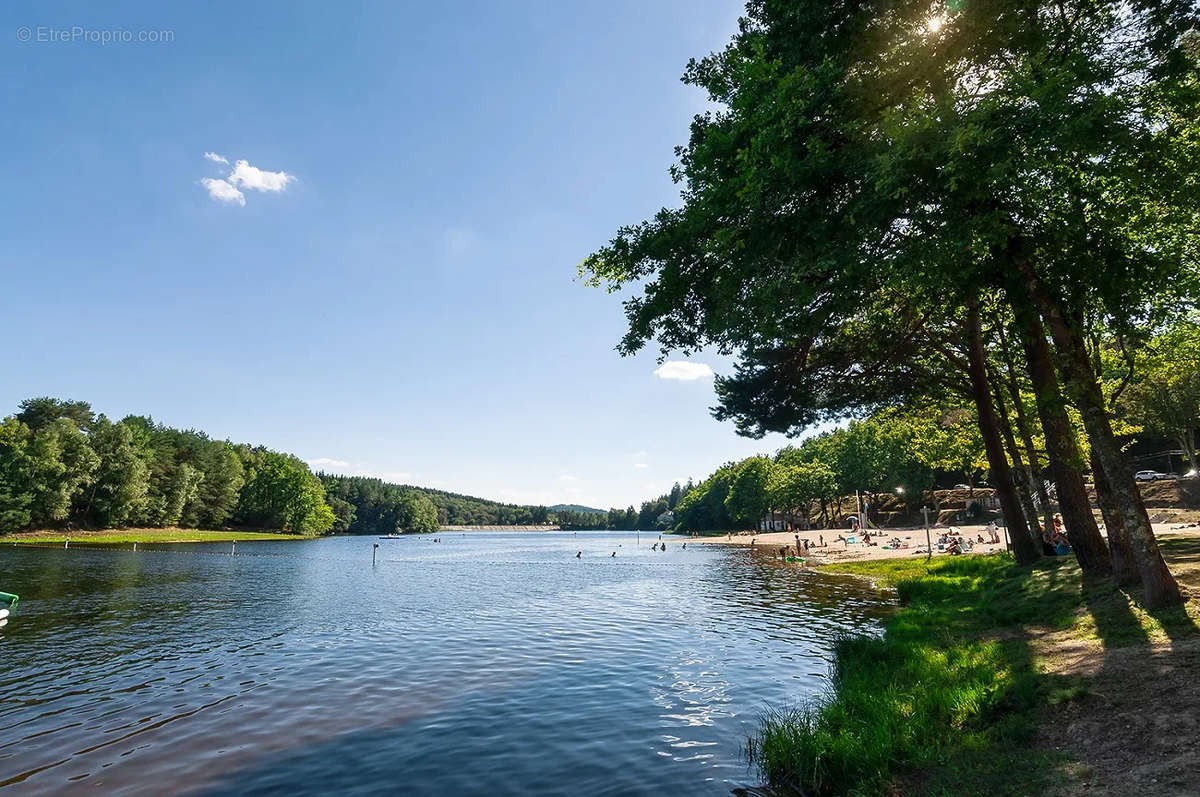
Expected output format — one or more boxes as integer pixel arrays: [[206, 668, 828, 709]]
[[582, 1, 1200, 608], [0, 397, 334, 535], [0, 396, 685, 537], [319, 475, 551, 534]]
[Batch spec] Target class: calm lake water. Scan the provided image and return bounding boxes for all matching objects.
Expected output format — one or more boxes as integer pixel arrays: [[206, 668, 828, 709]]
[[0, 532, 887, 796]]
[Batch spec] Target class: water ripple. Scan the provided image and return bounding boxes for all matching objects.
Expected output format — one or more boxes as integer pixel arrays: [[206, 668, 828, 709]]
[[0, 534, 887, 795]]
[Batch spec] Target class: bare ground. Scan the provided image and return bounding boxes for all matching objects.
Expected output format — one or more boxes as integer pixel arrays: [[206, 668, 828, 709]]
[[1037, 531, 1200, 796]]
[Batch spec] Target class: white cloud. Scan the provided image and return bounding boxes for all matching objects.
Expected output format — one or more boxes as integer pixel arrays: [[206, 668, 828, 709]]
[[653, 361, 714, 381], [227, 159, 295, 192], [304, 457, 412, 484], [307, 457, 350, 468], [199, 154, 294, 205], [200, 177, 245, 206], [633, 463, 649, 469], [558, 474, 580, 482]]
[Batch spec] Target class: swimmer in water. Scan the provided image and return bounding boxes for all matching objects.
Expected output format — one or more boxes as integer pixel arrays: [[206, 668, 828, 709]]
[[576, 550, 581, 558]]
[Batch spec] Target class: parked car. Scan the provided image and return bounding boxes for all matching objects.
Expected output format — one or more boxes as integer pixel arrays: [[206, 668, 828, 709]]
[[1134, 470, 1170, 481]]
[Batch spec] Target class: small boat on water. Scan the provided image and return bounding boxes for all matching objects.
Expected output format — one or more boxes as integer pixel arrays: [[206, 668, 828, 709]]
[[378, 534, 402, 539], [0, 591, 17, 625]]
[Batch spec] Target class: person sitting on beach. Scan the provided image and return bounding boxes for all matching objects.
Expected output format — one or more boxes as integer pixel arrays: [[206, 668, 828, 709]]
[[946, 538, 963, 555], [977, 533, 985, 544]]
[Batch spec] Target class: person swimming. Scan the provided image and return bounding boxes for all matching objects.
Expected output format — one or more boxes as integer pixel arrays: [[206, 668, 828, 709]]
[[576, 550, 581, 558], [611, 551, 616, 557]]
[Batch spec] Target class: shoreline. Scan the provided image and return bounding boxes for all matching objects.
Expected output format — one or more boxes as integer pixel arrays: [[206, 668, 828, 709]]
[[694, 520, 1200, 565], [5, 528, 310, 545], [748, 529, 1200, 794], [694, 522, 1006, 564]]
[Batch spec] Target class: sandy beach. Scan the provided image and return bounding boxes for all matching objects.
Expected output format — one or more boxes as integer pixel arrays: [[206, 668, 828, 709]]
[[691, 520, 1200, 565]]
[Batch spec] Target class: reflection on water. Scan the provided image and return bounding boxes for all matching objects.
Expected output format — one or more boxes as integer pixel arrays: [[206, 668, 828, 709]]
[[0, 533, 887, 795]]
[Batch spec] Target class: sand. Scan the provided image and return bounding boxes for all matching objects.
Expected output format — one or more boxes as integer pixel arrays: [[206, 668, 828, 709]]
[[690, 520, 1200, 565], [692, 522, 1019, 564]]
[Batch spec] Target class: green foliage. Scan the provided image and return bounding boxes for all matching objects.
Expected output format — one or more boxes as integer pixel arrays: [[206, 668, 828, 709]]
[[768, 460, 837, 516], [397, 491, 438, 534], [725, 456, 774, 528], [85, 417, 150, 528], [1118, 315, 1200, 469], [674, 463, 737, 531], [748, 555, 1055, 795], [0, 398, 334, 536], [321, 474, 550, 532], [28, 419, 99, 525], [236, 450, 333, 536], [0, 417, 34, 533], [327, 496, 357, 532]]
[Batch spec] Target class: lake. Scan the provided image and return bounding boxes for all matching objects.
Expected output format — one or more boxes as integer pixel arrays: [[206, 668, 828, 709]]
[[0, 532, 887, 796]]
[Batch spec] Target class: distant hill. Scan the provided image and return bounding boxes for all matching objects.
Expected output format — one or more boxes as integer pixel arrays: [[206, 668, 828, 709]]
[[550, 504, 607, 515]]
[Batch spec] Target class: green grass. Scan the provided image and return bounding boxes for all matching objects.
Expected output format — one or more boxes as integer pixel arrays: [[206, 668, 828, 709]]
[[745, 552, 1177, 796], [5, 529, 311, 544]]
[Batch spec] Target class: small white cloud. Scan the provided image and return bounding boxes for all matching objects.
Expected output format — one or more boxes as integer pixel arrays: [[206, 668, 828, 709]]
[[653, 361, 714, 381], [199, 154, 294, 205], [633, 463, 649, 469], [307, 457, 350, 468], [228, 159, 295, 192], [200, 177, 245, 206], [559, 474, 580, 482]]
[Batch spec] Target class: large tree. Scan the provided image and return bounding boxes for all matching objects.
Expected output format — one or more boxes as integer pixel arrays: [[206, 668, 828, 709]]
[[584, 0, 1196, 602]]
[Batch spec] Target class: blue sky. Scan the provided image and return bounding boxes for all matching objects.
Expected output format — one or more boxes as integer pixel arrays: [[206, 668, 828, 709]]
[[1, 1, 794, 508]]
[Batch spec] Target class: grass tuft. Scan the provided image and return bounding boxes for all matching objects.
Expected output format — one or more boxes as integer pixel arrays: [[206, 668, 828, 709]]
[[748, 553, 1069, 795]]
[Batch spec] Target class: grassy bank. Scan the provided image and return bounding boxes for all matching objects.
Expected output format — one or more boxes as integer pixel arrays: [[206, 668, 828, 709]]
[[749, 544, 1200, 795], [5, 528, 311, 545]]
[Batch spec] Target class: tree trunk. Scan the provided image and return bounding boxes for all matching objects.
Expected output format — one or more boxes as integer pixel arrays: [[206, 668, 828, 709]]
[[1022, 269, 1181, 606], [965, 302, 1040, 564], [1090, 446, 1138, 586], [1012, 303, 1113, 576], [1178, 431, 1199, 475], [997, 319, 1056, 533], [992, 377, 1043, 535]]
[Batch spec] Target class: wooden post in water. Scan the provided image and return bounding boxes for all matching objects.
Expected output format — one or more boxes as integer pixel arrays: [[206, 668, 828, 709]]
[[231, 541, 237, 556], [373, 542, 379, 565]]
